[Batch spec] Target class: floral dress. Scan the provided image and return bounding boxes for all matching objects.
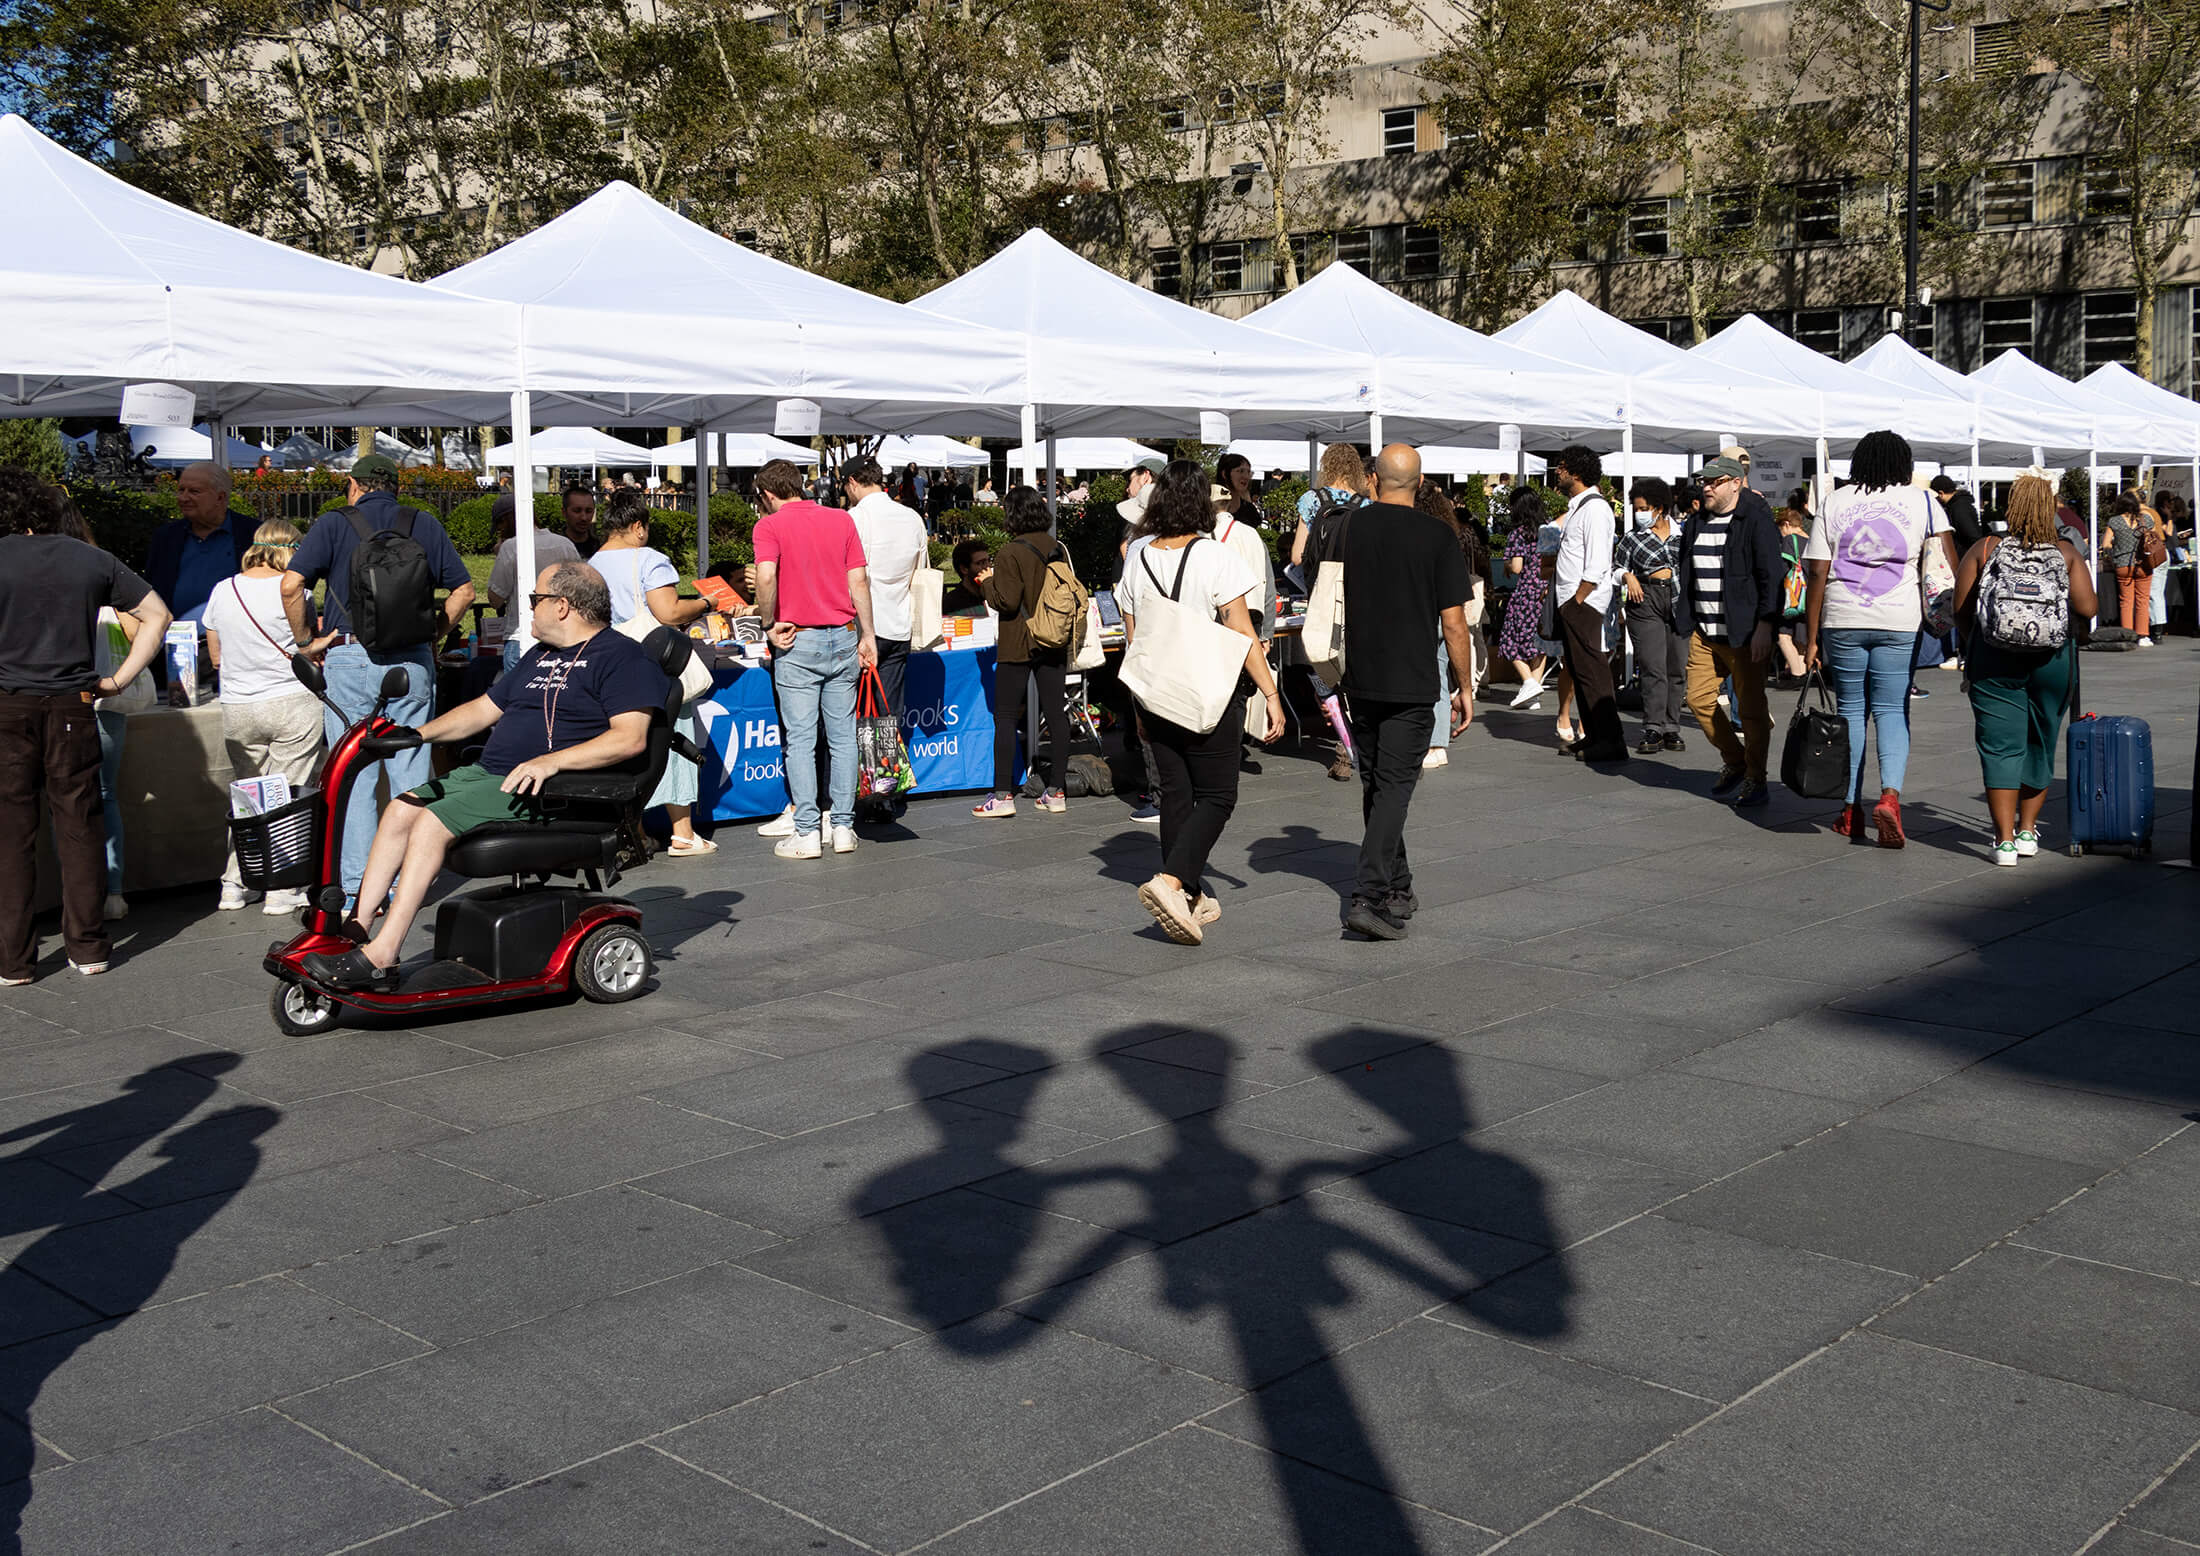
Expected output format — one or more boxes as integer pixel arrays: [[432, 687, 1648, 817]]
[[1495, 521, 1551, 662]]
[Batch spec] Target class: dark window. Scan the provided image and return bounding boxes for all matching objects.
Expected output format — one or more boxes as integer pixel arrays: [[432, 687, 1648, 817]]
[[1711, 189, 1755, 234], [1912, 301, 1936, 356], [1288, 232, 1327, 279], [1795, 181, 1842, 243], [1382, 107, 1418, 156], [1335, 227, 1373, 275], [2083, 158, 2132, 219], [1972, 19, 2024, 73], [2082, 291, 2137, 371], [1982, 296, 2034, 359], [1402, 224, 1442, 279], [1979, 163, 2034, 227], [1628, 198, 1669, 256], [1205, 241, 1244, 294], [1577, 80, 1616, 128], [1254, 82, 1284, 120], [1213, 87, 1238, 122], [1151, 247, 1181, 297], [1795, 309, 1843, 354], [1158, 98, 1187, 133]]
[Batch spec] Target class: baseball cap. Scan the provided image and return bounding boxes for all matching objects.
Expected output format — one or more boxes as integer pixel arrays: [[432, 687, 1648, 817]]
[[1698, 456, 1747, 482], [1129, 456, 1166, 475], [491, 493, 518, 524], [350, 452, 401, 484]]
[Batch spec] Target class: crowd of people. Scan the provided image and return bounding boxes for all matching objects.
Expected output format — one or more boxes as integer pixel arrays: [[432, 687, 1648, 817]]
[[0, 424, 2186, 982]]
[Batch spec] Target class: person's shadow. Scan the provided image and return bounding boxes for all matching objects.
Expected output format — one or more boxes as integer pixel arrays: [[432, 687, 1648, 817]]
[[861, 1028, 1573, 1555], [0, 1059, 274, 1554]]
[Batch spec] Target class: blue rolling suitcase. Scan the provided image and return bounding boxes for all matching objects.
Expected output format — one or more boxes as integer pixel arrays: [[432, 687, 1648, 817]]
[[2066, 713, 2155, 857]]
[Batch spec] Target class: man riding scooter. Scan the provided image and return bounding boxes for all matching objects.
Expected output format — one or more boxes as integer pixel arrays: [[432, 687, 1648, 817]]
[[304, 562, 668, 989]]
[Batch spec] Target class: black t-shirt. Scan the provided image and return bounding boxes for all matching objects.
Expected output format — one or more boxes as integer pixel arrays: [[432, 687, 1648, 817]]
[[941, 582, 989, 618], [1338, 502, 1471, 705], [0, 535, 154, 695], [481, 629, 667, 776]]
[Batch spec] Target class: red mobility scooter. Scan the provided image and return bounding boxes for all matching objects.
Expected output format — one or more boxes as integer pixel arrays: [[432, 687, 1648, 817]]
[[242, 629, 700, 1036]]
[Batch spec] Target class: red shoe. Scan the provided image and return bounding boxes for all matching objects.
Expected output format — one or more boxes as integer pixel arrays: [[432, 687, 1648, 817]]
[[1871, 789, 1905, 849], [1832, 803, 1865, 838]]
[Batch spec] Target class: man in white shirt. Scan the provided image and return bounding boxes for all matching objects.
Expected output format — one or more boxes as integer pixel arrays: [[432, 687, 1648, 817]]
[[1551, 445, 1627, 763], [485, 494, 582, 671], [841, 454, 930, 718]]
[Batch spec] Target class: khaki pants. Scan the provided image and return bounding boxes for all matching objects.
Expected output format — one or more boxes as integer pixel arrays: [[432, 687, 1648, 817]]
[[1684, 631, 1772, 782], [221, 691, 324, 888]]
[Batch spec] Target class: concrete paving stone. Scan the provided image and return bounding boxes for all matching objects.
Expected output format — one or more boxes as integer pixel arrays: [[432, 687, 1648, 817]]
[[0, 1027, 225, 1103], [19, 970, 278, 1035], [1438, 1006, 1718, 1079], [1996, 1018, 2200, 1107], [2096, 966, 2200, 1038], [50, 1090, 465, 1206], [1927, 936, 2183, 992], [1221, 1046, 1602, 1155], [1398, 883, 1627, 940], [0, 1157, 130, 1240], [420, 1096, 763, 1198], [363, 1025, 776, 1132], [868, 909, 1098, 962], [282, 1262, 906, 1504], [1659, 1123, 2097, 1278], [293, 1184, 776, 1345], [1590, 1332, 2200, 1556], [657, 1318, 1236, 1552], [833, 947, 1121, 1011], [951, 1049, 1275, 1140], [6, 1276, 427, 1457], [1833, 968, 2119, 1038], [916, 1421, 1494, 1556], [1872, 1244, 2200, 1413], [635, 1097, 1099, 1236], [1103, 954, 1366, 1023], [1497, 1507, 1729, 1554], [738, 1185, 1156, 1330], [1015, 1194, 1543, 1389], [0, 1267, 98, 1349], [1316, 1136, 1699, 1249], [12, 1407, 438, 1556], [2019, 1130, 2200, 1283], [1207, 1316, 1711, 1533], [2127, 1449, 2200, 1545], [647, 1037, 1020, 1137], [0, 1067, 251, 1181], [1308, 956, 1608, 1036], [1444, 1214, 1913, 1401], [1560, 967, 1845, 1045], [1476, 1071, 1852, 1179], [2089, 1527, 2200, 1556], [351, 1443, 870, 1553], [666, 989, 914, 1055], [1115, 1013, 1440, 1088], [386, 992, 730, 1059], [1494, 925, 1723, 981], [1675, 1011, 2011, 1104], [172, 1029, 494, 1105], [9, 1149, 534, 1314], [1700, 865, 1915, 920], [1027, 921, 1267, 975], [1864, 1066, 2186, 1168]]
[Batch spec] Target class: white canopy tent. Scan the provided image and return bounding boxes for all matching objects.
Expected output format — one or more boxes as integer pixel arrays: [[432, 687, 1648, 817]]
[[1224, 438, 1548, 479], [0, 114, 519, 438], [1239, 264, 1628, 448], [485, 426, 657, 468], [128, 424, 270, 469], [1686, 315, 1979, 460], [1005, 438, 1169, 474], [1850, 334, 2099, 471], [266, 433, 340, 471], [2081, 362, 2200, 505], [652, 433, 818, 469], [1969, 352, 2166, 461], [872, 434, 990, 470]]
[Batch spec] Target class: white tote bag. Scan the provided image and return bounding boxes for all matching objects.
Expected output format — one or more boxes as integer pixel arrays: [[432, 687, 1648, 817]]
[[1071, 598, 1106, 670], [1300, 505, 1354, 682], [910, 566, 944, 649], [615, 612, 715, 704], [1119, 540, 1252, 734]]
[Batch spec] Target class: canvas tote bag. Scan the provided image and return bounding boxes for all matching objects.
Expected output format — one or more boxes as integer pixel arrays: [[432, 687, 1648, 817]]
[[1119, 539, 1251, 734]]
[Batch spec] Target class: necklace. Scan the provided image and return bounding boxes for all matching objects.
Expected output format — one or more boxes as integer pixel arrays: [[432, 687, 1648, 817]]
[[540, 642, 578, 751]]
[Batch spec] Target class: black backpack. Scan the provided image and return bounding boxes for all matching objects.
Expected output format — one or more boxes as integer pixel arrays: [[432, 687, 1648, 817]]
[[1306, 489, 1363, 567], [342, 507, 439, 655]]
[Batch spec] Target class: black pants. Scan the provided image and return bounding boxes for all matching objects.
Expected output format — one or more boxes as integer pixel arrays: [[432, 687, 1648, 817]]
[[1559, 599, 1625, 750], [872, 638, 909, 718], [994, 656, 1068, 794], [0, 691, 108, 977], [1143, 696, 1245, 896], [1348, 697, 1433, 907]]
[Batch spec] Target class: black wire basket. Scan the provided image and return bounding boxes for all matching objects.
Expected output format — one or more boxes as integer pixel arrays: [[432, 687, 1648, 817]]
[[227, 790, 322, 891]]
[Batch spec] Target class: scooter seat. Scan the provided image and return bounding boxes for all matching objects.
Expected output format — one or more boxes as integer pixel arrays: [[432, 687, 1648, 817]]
[[446, 820, 617, 880]]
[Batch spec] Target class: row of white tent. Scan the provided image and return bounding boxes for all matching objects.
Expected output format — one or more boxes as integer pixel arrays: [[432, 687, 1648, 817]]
[[7, 106, 2198, 641]]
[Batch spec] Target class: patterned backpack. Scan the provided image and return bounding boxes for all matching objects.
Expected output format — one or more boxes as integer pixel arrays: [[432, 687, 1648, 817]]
[[1976, 539, 2070, 651]]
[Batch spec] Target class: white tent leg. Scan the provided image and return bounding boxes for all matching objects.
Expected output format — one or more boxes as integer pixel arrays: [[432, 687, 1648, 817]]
[[2088, 447, 2100, 631], [1045, 434, 1058, 524], [1969, 438, 1981, 501], [1623, 426, 1637, 531], [1306, 433, 1317, 485], [1814, 436, 1829, 510], [1368, 413, 1383, 451], [208, 415, 230, 473], [1020, 405, 1038, 490], [697, 423, 714, 578], [511, 393, 535, 653]]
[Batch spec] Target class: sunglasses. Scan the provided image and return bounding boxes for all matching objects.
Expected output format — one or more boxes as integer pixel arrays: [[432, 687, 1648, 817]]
[[527, 592, 566, 608]]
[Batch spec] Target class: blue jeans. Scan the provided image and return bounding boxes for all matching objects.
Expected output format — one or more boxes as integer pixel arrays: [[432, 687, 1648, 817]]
[[500, 637, 524, 675], [1822, 628, 1913, 802], [96, 709, 126, 894], [772, 625, 858, 834], [323, 642, 436, 898]]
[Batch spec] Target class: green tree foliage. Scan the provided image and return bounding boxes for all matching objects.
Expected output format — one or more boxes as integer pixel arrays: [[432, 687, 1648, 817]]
[[0, 419, 67, 480]]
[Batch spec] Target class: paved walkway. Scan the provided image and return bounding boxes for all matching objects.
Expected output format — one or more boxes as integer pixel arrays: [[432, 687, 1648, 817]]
[[2, 645, 2198, 1556]]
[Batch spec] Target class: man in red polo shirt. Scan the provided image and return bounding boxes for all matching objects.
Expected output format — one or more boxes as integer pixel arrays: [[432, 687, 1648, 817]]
[[753, 459, 877, 860]]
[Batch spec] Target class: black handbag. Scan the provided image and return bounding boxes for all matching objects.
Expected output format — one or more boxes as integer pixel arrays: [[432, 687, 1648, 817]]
[[1780, 669, 1850, 799]]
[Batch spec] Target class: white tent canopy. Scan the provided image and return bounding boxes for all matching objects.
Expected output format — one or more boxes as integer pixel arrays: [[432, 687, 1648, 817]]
[[1005, 438, 1168, 474], [1850, 335, 2097, 466], [871, 434, 990, 469], [0, 113, 519, 424], [266, 433, 339, 470], [1686, 315, 1978, 457], [128, 424, 269, 469], [486, 426, 657, 468], [652, 433, 818, 468], [1969, 351, 2164, 461], [2079, 362, 2200, 462], [1240, 265, 1628, 444], [918, 231, 1376, 447], [1224, 438, 1549, 479]]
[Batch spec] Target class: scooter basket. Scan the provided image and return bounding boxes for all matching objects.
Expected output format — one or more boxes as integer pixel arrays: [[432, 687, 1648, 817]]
[[228, 790, 322, 890]]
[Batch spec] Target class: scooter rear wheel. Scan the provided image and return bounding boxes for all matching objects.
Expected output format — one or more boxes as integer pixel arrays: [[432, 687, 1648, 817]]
[[574, 924, 652, 1003], [271, 980, 340, 1036]]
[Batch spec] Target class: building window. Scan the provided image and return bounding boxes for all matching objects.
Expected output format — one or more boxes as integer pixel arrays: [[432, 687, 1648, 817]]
[[1064, 110, 1095, 146], [1711, 189, 1755, 234], [1288, 232, 1327, 279], [1335, 227, 1373, 275], [1212, 87, 1238, 122], [1628, 198, 1670, 257], [2083, 158, 2132, 219], [1795, 181, 1842, 244], [1982, 296, 2034, 359], [1254, 82, 1284, 120], [1911, 302, 1936, 357], [1205, 241, 1244, 294], [732, 227, 760, 247], [2083, 291, 2138, 371], [1150, 247, 1181, 298], [1382, 107, 1418, 157], [1402, 224, 1442, 280], [1979, 162, 2034, 227], [1158, 98, 1187, 133], [1795, 309, 1843, 355], [1576, 80, 1616, 128], [1972, 19, 2024, 74]]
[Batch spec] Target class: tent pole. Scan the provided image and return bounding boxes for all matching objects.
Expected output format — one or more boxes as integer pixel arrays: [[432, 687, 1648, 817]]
[[1020, 405, 1038, 490], [696, 424, 714, 579], [512, 395, 536, 653], [1306, 432, 1317, 485], [208, 415, 230, 473], [1045, 434, 1058, 523], [1623, 425, 1636, 532], [1814, 436, 1829, 510], [1368, 413, 1383, 451], [2088, 443, 2100, 631]]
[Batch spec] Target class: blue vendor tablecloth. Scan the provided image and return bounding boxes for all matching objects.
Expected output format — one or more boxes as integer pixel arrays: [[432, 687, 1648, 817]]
[[695, 647, 1007, 822]]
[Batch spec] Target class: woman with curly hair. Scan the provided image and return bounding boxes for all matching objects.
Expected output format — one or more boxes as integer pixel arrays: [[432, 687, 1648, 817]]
[[1493, 484, 1555, 708]]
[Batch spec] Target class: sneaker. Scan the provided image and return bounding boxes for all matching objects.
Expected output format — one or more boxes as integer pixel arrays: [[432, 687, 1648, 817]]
[[0, 973, 31, 987], [1871, 789, 1905, 848], [1422, 748, 1448, 768], [757, 805, 798, 838], [1040, 789, 1067, 814], [1137, 874, 1202, 945], [1662, 732, 1686, 753], [2014, 828, 2041, 857], [831, 826, 858, 855], [1343, 900, 1409, 940], [1193, 893, 1222, 926], [1384, 890, 1418, 921], [774, 831, 822, 860], [1908, 686, 1930, 700], [1508, 679, 1544, 709], [263, 888, 309, 915], [1710, 764, 1746, 799], [971, 794, 1017, 819], [1992, 839, 2021, 866], [1732, 778, 1770, 809], [2138, 637, 2156, 648], [217, 885, 262, 911], [71, 960, 108, 976], [1127, 798, 1161, 824], [1327, 752, 1355, 782], [1634, 735, 1666, 756], [102, 894, 128, 921], [1832, 802, 1866, 839]]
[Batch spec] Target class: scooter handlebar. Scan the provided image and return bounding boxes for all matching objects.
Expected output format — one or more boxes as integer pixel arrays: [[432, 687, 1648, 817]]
[[359, 727, 425, 758]]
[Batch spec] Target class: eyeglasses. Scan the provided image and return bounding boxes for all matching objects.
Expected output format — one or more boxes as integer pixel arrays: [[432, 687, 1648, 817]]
[[527, 593, 566, 609]]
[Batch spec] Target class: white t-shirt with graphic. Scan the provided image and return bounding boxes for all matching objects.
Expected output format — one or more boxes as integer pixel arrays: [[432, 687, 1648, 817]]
[[1804, 484, 1946, 633]]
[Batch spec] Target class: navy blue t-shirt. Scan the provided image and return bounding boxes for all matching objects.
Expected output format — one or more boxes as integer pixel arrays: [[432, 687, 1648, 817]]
[[287, 491, 469, 637], [480, 629, 667, 776]]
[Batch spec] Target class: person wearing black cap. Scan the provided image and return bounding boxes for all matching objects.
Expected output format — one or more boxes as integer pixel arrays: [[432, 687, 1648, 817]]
[[485, 493, 581, 672]]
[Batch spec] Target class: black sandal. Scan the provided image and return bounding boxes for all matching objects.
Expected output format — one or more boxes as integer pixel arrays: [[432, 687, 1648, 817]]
[[301, 949, 396, 991]]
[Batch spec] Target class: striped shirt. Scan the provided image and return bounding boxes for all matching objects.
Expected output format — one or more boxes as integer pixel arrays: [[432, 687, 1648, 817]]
[[1615, 523, 1682, 581], [1688, 515, 1733, 641]]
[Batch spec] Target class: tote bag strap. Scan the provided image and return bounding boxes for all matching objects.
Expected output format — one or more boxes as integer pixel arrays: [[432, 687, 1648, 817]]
[[1139, 537, 1201, 604]]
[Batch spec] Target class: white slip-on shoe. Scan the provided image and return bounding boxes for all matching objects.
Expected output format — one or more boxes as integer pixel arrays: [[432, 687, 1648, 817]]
[[757, 805, 798, 837], [831, 826, 858, 854], [1507, 680, 1543, 709]]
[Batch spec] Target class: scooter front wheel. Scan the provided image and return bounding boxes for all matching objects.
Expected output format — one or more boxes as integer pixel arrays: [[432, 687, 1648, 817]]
[[271, 980, 340, 1036], [574, 924, 652, 1004]]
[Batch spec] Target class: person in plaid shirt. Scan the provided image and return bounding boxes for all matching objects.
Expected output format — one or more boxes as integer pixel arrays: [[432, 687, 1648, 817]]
[[1617, 478, 1689, 755]]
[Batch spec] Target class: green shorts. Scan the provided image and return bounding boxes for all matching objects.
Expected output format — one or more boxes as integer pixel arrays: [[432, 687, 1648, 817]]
[[405, 764, 545, 834]]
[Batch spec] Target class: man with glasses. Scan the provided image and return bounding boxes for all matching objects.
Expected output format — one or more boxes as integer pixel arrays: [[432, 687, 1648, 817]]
[[1674, 454, 1785, 808]]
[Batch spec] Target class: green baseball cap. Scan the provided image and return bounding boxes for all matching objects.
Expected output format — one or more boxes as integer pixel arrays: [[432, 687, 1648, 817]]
[[1698, 455, 1747, 482], [1129, 456, 1166, 475], [350, 452, 401, 483]]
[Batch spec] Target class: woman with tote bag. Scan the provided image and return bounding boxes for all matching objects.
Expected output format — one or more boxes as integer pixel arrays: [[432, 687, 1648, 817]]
[[1118, 460, 1286, 946]]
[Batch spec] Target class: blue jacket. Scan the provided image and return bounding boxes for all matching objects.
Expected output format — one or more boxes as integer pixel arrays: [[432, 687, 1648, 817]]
[[146, 511, 254, 612], [1674, 488, 1784, 643]]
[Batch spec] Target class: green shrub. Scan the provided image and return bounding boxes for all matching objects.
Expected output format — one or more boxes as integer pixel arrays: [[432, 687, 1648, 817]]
[[1261, 478, 1308, 524], [1087, 473, 1128, 508], [65, 484, 176, 572], [0, 419, 67, 480]]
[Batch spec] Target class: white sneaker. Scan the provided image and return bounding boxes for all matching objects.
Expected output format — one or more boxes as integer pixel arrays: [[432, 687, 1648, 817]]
[[831, 826, 858, 854], [1508, 680, 1543, 709], [217, 886, 262, 911], [757, 805, 798, 837], [102, 894, 128, 921], [774, 831, 822, 860], [263, 888, 309, 915], [2138, 637, 2155, 648], [2014, 829, 2041, 857], [1992, 840, 2021, 867], [1422, 748, 1448, 768]]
